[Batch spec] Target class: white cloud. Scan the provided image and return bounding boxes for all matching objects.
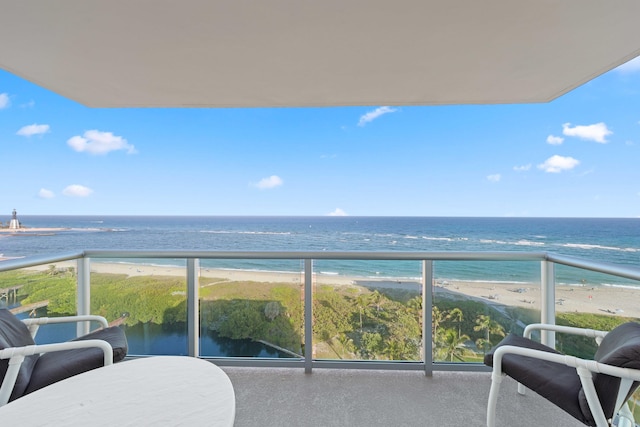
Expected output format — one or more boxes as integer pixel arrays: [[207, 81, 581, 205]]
[[562, 122, 612, 143], [20, 100, 35, 108], [537, 155, 580, 173], [358, 106, 397, 127], [546, 135, 564, 145], [62, 184, 93, 197], [0, 93, 9, 109], [38, 188, 55, 199], [253, 175, 283, 190], [513, 164, 531, 172], [17, 124, 50, 137], [615, 56, 640, 74], [67, 130, 136, 155], [487, 174, 501, 182], [328, 208, 348, 216]]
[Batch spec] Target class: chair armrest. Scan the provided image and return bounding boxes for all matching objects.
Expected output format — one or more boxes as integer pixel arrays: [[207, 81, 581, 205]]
[[22, 315, 109, 339], [0, 339, 114, 407], [492, 344, 640, 382], [491, 344, 577, 378], [524, 323, 608, 344], [0, 339, 114, 363]]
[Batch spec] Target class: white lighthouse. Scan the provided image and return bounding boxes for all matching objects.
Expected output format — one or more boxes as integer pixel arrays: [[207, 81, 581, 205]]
[[8, 209, 21, 229]]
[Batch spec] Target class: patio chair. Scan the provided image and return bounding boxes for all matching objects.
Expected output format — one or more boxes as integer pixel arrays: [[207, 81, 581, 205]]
[[0, 308, 128, 406], [484, 322, 640, 427]]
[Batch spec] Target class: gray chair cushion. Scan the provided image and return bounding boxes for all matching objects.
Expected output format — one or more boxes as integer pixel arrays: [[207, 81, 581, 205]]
[[24, 326, 128, 395], [72, 326, 128, 362], [485, 333, 589, 425], [578, 322, 640, 425], [0, 309, 38, 401]]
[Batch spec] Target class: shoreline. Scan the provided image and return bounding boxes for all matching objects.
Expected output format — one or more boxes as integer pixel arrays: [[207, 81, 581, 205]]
[[0, 227, 70, 234], [20, 260, 640, 319]]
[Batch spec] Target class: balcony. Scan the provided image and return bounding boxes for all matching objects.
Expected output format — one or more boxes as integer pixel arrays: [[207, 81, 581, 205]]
[[225, 367, 586, 426], [1, 250, 639, 425]]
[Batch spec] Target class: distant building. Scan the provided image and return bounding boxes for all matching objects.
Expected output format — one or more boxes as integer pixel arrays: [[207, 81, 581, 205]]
[[9, 209, 21, 229]]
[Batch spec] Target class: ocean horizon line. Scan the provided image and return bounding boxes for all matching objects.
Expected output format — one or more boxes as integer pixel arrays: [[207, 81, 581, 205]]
[[9, 214, 640, 219]]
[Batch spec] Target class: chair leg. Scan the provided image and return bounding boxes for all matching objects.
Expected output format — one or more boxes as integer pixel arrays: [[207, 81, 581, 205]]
[[576, 366, 609, 427], [0, 355, 26, 407], [487, 373, 504, 427], [616, 403, 635, 427]]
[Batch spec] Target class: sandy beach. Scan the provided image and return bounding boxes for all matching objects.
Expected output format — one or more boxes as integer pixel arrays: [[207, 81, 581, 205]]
[[21, 260, 638, 319], [432, 279, 640, 318]]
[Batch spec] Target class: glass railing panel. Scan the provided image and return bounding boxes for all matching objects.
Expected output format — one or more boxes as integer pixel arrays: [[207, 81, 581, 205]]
[[198, 259, 304, 358], [433, 260, 541, 363], [312, 260, 423, 361], [0, 263, 81, 343], [552, 264, 640, 358], [89, 258, 188, 356]]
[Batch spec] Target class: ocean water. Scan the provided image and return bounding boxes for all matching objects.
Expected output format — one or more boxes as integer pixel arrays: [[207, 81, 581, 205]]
[[2, 216, 639, 286]]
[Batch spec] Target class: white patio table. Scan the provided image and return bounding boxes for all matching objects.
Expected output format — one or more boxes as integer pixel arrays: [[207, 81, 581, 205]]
[[0, 356, 235, 426]]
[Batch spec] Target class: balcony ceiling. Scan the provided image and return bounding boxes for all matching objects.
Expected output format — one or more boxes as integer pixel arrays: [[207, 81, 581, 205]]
[[1, 1, 639, 108]]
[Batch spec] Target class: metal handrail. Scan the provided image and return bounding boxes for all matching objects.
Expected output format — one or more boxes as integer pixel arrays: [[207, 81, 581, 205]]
[[0, 251, 83, 272], [545, 253, 640, 281], [4, 250, 639, 280], [84, 249, 548, 261]]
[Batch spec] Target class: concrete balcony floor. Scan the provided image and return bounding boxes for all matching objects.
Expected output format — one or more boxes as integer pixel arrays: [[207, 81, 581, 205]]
[[223, 367, 585, 427]]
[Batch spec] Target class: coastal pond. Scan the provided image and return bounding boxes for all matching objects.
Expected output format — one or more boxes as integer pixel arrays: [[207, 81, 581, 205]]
[[14, 310, 293, 358]]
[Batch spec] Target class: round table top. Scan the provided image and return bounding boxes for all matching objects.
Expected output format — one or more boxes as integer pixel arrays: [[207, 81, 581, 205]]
[[0, 356, 235, 426]]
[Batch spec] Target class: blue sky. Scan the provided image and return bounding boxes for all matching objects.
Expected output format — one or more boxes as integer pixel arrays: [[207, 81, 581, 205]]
[[1, 57, 640, 218]]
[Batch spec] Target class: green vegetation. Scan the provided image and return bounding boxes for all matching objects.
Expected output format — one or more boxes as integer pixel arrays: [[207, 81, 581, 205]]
[[2, 268, 636, 363], [433, 299, 507, 362], [3, 267, 78, 315], [89, 273, 187, 325], [555, 312, 633, 358]]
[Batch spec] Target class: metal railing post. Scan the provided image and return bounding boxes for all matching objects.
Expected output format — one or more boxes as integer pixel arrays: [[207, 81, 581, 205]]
[[423, 260, 433, 376], [76, 257, 91, 337], [304, 258, 313, 373], [540, 260, 556, 347], [187, 258, 200, 357]]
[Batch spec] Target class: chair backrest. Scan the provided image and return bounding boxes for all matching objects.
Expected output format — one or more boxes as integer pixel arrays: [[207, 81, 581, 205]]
[[0, 309, 39, 401], [578, 321, 640, 423]]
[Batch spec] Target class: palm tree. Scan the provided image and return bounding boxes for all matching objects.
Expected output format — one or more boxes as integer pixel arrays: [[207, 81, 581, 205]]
[[369, 291, 384, 313], [473, 314, 505, 354], [438, 328, 471, 362], [432, 306, 446, 342], [446, 307, 464, 337]]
